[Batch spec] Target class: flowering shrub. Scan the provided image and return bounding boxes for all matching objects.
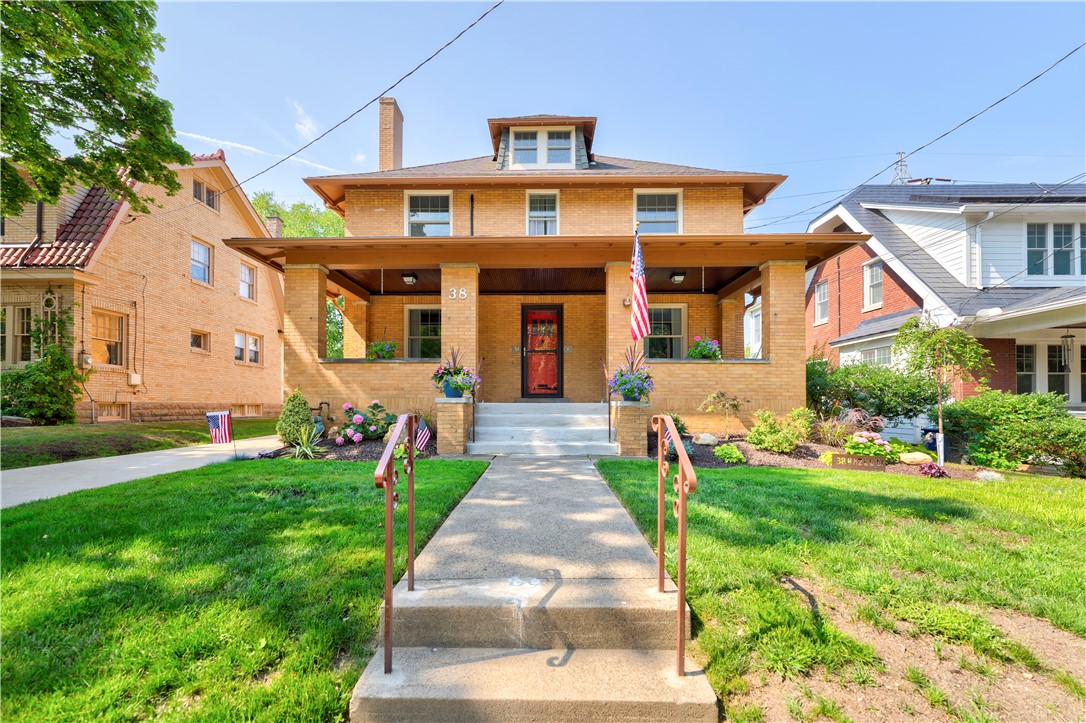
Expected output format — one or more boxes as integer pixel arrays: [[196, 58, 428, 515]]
[[686, 336, 722, 360], [746, 409, 808, 454], [609, 346, 653, 400], [337, 400, 396, 442], [367, 340, 397, 359], [843, 431, 896, 460], [919, 462, 950, 478]]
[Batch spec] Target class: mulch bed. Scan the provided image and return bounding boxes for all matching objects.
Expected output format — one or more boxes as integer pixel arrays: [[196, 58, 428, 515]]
[[258, 436, 438, 461], [648, 432, 978, 480]]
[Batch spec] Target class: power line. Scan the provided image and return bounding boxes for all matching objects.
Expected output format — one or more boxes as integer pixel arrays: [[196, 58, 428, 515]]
[[124, 0, 505, 226], [747, 41, 1086, 231]]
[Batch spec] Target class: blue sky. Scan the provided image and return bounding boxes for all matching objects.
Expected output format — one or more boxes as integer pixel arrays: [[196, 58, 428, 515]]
[[154, 2, 1085, 232]]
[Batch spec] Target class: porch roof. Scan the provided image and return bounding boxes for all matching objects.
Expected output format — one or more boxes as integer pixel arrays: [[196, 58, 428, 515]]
[[225, 231, 868, 297]]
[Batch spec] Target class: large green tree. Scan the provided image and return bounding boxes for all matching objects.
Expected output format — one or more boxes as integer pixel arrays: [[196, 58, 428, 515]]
[[251, 191, 347, 357], [1, 1, 192, 217]]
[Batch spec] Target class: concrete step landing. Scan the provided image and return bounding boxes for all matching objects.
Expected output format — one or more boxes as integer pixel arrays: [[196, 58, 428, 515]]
[[350, 646, 718, 723], [470, 402, 616, 456]]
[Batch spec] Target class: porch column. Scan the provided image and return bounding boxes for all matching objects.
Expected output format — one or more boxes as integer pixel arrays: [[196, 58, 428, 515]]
[[759, 260, 806, 409], [718, 297, 745, 358], [604, 262, 630, 373], [284, 264, 328, 395], [342, 299, 369, 358], [440, 264, 479, 368]]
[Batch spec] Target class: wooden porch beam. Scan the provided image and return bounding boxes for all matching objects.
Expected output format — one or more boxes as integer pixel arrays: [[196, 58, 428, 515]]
[[326, 270, 371, 302]]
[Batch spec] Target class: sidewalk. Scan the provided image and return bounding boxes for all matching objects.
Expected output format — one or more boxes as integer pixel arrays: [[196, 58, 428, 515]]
[[0, 435, 281, 509]]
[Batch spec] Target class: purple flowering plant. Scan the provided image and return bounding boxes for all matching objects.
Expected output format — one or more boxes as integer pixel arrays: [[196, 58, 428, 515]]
[[336, 399, 397, 442], [686, 336, 722, 360], [608, 345, 653, 400], [431, 346, 480, 394]]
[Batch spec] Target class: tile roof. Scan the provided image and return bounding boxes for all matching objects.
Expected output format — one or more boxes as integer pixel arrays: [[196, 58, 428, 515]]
[[311, 155, 776, 180], [0, 187, 122, 269], [192, 149, 226, 163], [826, 184, 1086, 316]]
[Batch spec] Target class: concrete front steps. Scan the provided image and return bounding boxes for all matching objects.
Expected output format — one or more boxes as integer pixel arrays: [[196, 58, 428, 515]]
[[466, 402, 618, 456]]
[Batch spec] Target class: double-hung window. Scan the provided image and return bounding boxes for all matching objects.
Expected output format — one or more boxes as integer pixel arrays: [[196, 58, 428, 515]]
[[547, 131, 572, 164], [636, 193, 680, 234], [645, 306, 683, 360], [191, 240, 212, 284], [814, 281, 829, 324], [240, 263, 256, 300], [1048, 344, 1069, 399], [860, 347, 892, 366], [407, 194, 451, 237], [1026, 224, 1047, 275], [527, 193, 558, 235], [235, 332, 261, 365], [1081, 224, 1086, 275], [0, 306, 32, 366], [1016, 344, 1036, 394], [405, 307, 441, 359], [513, 131, 538, 164], [91, 310, 125, 367], [1052, 223, 1074, 276], [863, 261, 883, 309], [509, 129, 575, 168]]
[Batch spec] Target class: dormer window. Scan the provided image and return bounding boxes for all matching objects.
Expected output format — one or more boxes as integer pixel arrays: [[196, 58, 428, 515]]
[[508, 128, 575, 169]]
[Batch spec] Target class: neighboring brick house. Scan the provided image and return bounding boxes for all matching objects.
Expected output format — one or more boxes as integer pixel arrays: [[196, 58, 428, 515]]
[[0, 152, 284, 422], [805, 183, 1086, 439], [227, 97, 866, 453]]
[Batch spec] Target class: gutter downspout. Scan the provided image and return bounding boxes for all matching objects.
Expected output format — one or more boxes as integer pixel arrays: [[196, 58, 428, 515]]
[[469, 194, 475, 237], [15, 202, 44, 267]]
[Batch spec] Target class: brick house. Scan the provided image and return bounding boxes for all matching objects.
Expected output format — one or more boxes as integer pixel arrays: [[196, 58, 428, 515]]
[[805, 183, 1086, 439], [227, 97, 866, 454], [0, 151, 284, 422]]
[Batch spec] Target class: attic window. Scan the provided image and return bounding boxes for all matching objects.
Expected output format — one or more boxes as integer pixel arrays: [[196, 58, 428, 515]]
[[193, 180, 219, 211], [508, 128, 575, 169]]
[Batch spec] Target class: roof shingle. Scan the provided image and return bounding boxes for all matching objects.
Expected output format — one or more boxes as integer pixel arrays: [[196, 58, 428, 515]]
[[0, 187, 122, 269]]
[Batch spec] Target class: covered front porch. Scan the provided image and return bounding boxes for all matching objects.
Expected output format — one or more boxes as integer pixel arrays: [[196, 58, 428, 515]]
[[227, 232, 865, 453]]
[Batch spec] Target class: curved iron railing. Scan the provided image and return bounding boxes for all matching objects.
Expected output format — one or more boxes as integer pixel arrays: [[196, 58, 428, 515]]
[[651, 413, 698, 676], [374, 413, 418, 674]]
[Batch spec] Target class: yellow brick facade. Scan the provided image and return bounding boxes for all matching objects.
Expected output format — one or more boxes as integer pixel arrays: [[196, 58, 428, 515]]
[[1, 166, 283, 422]]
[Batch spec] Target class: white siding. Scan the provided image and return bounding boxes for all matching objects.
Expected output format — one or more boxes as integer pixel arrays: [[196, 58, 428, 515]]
[[981, 213, 1086, 288], [883, 209, 968, 283]]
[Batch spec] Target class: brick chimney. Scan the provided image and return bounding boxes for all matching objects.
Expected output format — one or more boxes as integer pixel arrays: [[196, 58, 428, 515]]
[[265, 215, 283, 238], [379, 97, 403, 172]]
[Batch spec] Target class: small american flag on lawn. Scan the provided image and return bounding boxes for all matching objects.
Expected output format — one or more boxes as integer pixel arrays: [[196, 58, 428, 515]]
[[415, 418, 431, 450], [206, 411, 232, 444]]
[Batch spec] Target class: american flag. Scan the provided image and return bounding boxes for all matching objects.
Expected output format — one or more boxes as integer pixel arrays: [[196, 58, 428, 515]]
[[663, 422, 673, 449], [630, 228, 650, 340], [415, 418, 431, 450], [206, 411, 232, 444]]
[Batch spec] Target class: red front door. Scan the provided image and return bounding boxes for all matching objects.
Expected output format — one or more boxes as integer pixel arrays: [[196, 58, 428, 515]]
[[522, 306, 563, 398]]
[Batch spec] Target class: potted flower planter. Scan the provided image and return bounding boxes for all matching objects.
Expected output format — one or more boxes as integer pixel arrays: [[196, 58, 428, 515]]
[[443, 381, 464, 399]]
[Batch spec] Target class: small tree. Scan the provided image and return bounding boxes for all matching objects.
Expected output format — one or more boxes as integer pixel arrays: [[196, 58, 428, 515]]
[[699, 390, 748, 440], [277, 388, 313, 446], [893, 316, 992, 461]]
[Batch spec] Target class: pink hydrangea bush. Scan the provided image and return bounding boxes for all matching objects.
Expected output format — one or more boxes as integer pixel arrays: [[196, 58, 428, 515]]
[[843, 430, 896, 460], [336, 400, 398, 442]]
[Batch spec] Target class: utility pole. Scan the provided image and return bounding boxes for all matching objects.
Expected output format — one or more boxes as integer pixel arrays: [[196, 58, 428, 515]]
[[891, 152, 910, 185]]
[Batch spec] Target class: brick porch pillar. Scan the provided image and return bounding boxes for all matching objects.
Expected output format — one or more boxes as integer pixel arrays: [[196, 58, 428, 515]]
[[284, 264, 328, 394], [440, 264, 479, 368], [436, 397, 473, 455], [342, 298, 369, 358], [604, 262, 630, 373], [719, 297, 745, 358], [759, 260, 806, 412], [614, 400, 651, 457]]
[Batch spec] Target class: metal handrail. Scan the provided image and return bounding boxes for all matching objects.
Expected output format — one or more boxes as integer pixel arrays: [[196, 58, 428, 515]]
[[601, 358, 612, 442], [374, 413, 418, 674], [471, 357, 485, 443], [651, 413, 698, 677]]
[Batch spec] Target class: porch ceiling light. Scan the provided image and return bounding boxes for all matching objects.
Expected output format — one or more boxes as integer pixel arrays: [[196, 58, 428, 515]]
[[401, 273, 418, 286], [669, 271, 686, 284]]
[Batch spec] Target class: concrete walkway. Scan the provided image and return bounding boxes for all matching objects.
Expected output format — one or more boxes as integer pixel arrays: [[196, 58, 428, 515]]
[[351, 455, 717, 721], [0, 435, 281, 509]]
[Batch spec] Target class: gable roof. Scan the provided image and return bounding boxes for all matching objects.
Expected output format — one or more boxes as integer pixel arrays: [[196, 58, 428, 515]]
[[0, 186, 123, 269], [812, 183, 1086, 316]]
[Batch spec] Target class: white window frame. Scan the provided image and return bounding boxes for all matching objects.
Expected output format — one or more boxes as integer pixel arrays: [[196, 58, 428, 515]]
[[193, 179, 220, 212], [234, 331, 262, 366], [814, 281, 829, 325], [1047, 344, 1070, 400], [746, 305, 762, 359], [191, 329, 210, 353], [1016, 344, 1036, 394], [240, 262, 256, 301], [91, 309, 126, 368], [506, 127, 576, 170], [0, 305, 33, 367], [525, 190, 560, 236], [191, 239, 213, 285], [404, 191, 453, 237], [403, 305, 442, 360], [859, 346, 892, 366], [644, 303, 687, 360], [634, 189, 683, 234], [862, 259, 883, 311], [1023, 220, 1086, 278]]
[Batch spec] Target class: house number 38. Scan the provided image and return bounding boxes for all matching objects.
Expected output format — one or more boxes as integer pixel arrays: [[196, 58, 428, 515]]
[[448, 287, 468, 299]]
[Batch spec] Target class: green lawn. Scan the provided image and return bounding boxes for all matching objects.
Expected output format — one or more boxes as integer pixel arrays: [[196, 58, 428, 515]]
[[0, 418, 279, 470], [0, 458, 488, 722], [596, 460, 1086, 717]]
